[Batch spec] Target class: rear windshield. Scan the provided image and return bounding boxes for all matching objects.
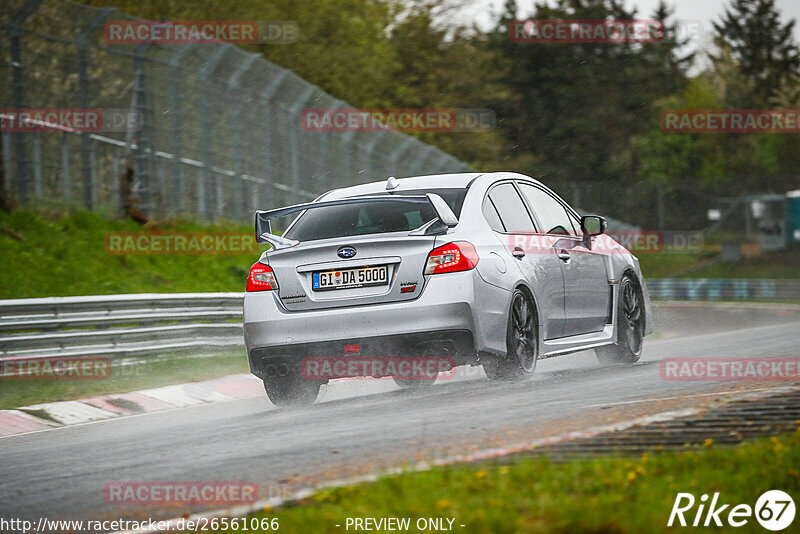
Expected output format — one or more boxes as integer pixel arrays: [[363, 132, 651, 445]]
[[283, 188, 467, 242]]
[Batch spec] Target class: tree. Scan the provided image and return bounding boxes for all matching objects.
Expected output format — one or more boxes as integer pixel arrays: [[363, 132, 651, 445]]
[[485, 0, 692, 183], [769, 71, 800, 107], [712, 0, 800, 106], [83, 0, 400, 108], [384, 0, 511, 168]]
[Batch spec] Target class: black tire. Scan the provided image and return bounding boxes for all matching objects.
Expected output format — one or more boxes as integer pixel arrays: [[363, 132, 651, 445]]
[[392, 348, 443, 389], [595, 274, 644, 365], [392, 376, 437, 389], [262, 364, 321, 407], [486, 289, 538, 380]]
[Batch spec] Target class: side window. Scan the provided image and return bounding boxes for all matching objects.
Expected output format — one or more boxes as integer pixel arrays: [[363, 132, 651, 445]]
[[518, 184, 575, 235], [487, 184, 535, 232], [482, 197, 505, 232]]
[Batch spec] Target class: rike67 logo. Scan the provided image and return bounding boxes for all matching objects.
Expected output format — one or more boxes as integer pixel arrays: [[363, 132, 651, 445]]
[[668, 490, 795, 531]]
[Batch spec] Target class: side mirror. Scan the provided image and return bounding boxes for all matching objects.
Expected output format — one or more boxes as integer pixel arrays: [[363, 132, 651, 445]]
[[581, 215, 606, 236]]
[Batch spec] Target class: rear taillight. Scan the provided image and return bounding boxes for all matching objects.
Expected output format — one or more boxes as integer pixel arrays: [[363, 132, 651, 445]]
[[247, 263, 279, 291], [424, 241, 479, 275]]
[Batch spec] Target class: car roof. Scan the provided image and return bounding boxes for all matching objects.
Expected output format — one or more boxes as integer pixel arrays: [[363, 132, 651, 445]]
[[319, 172, 554, 202], [321, 173, 484, 200]]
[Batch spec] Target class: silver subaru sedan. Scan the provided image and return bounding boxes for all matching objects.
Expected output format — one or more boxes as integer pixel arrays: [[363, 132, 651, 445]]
[[244, 172, 653, 406]]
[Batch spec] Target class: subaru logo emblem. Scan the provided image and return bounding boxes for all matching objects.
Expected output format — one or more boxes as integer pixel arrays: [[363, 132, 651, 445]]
[[337, 246, 357, 259]]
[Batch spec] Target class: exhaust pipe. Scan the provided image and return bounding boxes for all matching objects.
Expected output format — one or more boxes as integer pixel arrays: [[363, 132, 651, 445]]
[[422, 343, 456, 372], [262, 361, 291, 377]]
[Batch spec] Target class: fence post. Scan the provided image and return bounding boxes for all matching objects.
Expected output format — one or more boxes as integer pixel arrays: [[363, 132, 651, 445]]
[[32, 132, 42, 197], [111, 144, 120, 210], [131, 42, 156, 218], [8, 0, 44, 206], [287, 85, 316, 203], [76, 7, 115, 211], [257, 68, 290, 209], [60, 133, 70, 199], [313, 108, 329, 191], [328, 100, 354, 190], [198, 45, 231, 219], [227, 52, 260, 217], [315, 99, 345, 190], [743, 198, 753, 237], [1, 131, 12, 211], [168, 45, 193, 216]]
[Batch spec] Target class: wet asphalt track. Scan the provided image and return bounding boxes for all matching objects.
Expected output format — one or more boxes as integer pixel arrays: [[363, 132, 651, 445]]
[[1, 302, 800, 525]]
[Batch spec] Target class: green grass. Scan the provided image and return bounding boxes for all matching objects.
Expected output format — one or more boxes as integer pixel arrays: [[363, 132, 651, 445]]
[[636, 251, 714, 278], [637, 246, 800, 279], [214, 431, 800, 534], [0, 350, 249, 409], [675, 253, 800, 278], [2, 210, 800, 298], [0, 210, 267, 298]]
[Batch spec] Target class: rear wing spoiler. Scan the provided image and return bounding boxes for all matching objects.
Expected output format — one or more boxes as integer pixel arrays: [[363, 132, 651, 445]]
[[254, 193, 458, 249]]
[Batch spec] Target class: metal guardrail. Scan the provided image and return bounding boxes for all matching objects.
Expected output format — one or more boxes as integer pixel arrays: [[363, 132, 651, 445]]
[[1, 281, 797, 359], [0, 293, 244, 358], [646, 279, 800, 302]]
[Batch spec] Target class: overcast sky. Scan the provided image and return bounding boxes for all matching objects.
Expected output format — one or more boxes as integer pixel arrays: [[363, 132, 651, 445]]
[[457, 0, 800, 64]]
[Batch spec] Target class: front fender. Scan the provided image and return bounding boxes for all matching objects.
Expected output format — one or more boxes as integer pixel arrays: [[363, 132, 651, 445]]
[[605, 250, 653, 337]]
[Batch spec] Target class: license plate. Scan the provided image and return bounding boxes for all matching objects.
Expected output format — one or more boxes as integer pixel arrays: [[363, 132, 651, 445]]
[[312, 265, 389, 291]]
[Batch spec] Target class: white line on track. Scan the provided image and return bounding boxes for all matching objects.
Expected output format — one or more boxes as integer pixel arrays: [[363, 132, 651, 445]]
[[582, 386, 780, 408]]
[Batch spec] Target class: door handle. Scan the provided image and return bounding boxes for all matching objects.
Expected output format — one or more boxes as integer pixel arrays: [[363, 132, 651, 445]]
[[512, 246, 525, 259], [556, 249, 570, 262]]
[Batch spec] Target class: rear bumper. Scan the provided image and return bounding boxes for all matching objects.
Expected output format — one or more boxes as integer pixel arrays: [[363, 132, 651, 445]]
[[244, 271, 477, 349], [248, 330, 475, 379], [244, 269, 510, 372]]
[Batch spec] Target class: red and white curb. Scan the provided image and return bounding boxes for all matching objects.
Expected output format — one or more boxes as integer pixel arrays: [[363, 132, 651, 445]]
[[0, 374, 263, 438], [0, 373, 409, 438]]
